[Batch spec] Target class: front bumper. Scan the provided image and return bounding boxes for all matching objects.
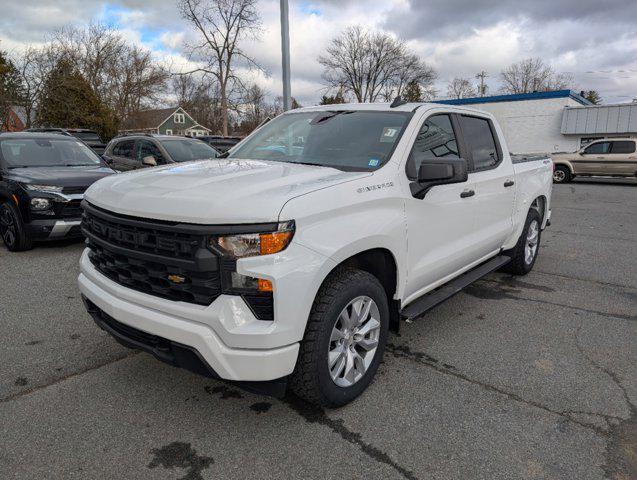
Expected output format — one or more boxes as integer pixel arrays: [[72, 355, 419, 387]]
[[78, 250, 301, 381], [27, 218, 83, 240]]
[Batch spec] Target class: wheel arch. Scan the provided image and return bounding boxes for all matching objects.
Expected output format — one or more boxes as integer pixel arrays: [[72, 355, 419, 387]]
[[554, 160, 574, 175], [322, 247, 401, 332]]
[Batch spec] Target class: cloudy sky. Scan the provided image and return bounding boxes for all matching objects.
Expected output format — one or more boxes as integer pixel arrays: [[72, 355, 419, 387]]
[[2, 0, 636, 105]]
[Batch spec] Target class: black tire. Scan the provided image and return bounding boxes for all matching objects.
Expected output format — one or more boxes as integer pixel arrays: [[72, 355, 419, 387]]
[[553, 165, 572, 183], [500, 208, 542, 275], [290, 268, 390, 407], [0, 201, 33, 251]]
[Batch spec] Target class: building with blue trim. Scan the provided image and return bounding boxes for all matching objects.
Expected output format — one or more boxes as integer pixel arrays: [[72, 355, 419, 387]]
[[435, 90, 635, 154]]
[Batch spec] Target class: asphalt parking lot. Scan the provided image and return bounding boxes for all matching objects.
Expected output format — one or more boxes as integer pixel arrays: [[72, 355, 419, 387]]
[[1, 178, 635, 480]]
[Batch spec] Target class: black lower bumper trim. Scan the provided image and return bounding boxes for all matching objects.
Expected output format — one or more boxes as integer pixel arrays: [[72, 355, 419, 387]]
[[82, 296, 288, 397]]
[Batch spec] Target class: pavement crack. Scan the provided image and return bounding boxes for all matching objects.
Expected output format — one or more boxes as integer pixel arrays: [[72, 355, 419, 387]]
[[0, 351, 139, 404], [573, 323, 637, 478], [386, 343, 609, 436], [533, 270, 635, 290], [471, 278, 635, 321], [284, 395, 419, 480]]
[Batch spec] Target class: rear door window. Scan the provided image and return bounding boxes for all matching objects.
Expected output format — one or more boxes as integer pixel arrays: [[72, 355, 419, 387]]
[[458, 115, 500, 171], [610, 141, 636, 154], [583, 142, 610, 155], [113, 140, 135, 158]]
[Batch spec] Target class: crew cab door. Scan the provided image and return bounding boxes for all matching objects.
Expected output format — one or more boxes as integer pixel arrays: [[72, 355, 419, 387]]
[[456, 114, 515, 258], [403, 113, 481, 301]]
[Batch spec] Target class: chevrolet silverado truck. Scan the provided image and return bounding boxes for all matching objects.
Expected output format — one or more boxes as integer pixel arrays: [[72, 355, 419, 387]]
[[78, 101, 552, 407]]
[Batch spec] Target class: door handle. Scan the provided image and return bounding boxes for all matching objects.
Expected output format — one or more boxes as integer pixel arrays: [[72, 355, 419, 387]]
[[460, 189, 475, 198], [504, 180, 515, 187]]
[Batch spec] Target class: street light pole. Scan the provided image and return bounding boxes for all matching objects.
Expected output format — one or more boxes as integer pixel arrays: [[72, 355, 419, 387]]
[[280, 0, 292, 111]]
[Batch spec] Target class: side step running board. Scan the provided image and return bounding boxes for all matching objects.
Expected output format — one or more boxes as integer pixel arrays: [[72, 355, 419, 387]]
[[400, 255, 511, 321]]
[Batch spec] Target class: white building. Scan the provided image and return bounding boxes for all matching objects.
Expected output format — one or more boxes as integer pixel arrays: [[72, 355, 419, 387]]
[[438, 90, 637, 155]]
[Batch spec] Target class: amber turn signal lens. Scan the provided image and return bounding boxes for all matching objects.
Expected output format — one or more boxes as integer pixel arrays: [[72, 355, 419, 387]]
[[260, 231, 293, 255], [258, 278, 273, 292]]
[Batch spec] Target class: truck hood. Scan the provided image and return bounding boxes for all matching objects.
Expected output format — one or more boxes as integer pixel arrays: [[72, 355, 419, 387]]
[[7, 165, 115, 188], [85, 159, 369, 224]]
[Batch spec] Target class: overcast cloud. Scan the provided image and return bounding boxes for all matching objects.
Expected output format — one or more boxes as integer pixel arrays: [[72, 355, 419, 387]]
[[1, 0, 636, 105]]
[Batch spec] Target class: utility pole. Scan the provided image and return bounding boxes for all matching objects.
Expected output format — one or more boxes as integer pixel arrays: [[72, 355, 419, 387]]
[[280, 0, 292, 111], [476, 71, 488, 97]]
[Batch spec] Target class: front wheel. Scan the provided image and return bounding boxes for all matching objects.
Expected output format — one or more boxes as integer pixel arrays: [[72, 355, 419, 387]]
[[0, 201, 33, 251], [290, 268, 389, 407], [500, 209, 542, 275]]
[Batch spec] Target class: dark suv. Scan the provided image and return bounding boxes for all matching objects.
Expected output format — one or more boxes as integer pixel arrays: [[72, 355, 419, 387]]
[[103, 134, 220, 171], [0, 132, 115, 251], [25, 128, 107, 155]]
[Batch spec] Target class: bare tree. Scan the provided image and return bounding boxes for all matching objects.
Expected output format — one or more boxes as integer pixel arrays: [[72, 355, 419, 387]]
[[319, 26, 436, 103], [500, 58, 575, 94], [177, 0, 262, 136], [12, 45, 60, 128], [172, 73, 224, 133], [50, 23, 168, 118], [447, 77, 476, 99]]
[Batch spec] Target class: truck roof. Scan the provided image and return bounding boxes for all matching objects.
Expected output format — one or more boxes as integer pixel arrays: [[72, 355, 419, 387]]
[[293, 102, 496, 118]]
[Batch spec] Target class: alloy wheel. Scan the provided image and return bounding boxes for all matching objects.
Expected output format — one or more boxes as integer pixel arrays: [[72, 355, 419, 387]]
[[328, 295, 381, 387], [0, 206, 16, 247], [525, 220, 539, 265]]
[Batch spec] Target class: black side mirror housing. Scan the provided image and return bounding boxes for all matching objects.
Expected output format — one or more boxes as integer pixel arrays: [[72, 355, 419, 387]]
[[410, 156, 468, 199]]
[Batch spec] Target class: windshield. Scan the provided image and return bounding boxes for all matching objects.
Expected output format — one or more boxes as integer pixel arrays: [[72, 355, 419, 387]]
[[0, 138, 102, 168], [228, 111, 411, 171], [161, 139, 219, 162]]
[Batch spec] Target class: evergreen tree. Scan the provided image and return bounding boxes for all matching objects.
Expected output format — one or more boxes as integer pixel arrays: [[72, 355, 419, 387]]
[[583, 90, 602, 105], [319, 90, 346, 105], [0, 51, 26, 130], [403, 80, 423, 102], [37, 59, 118, 139]]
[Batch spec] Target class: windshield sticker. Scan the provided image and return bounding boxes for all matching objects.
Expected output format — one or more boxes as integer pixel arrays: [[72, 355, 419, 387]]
[[380, 127, 400, 143], [368, 158, 380, 167]]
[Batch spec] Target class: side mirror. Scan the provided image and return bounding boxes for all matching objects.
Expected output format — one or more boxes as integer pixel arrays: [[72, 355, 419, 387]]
[[142, 155, 157, 167], [410, 156, 468, 199]]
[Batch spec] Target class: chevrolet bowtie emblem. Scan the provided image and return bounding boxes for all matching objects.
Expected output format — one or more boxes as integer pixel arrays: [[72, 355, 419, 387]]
[[167, 274, 187, 284]]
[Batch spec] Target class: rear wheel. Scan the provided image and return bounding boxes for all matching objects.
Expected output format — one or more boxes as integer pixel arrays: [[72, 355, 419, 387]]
[[553, 165, 572, 183], [0, 201, 33, 251], [290, 268, 389, 407], [500, 208, 542, 275]]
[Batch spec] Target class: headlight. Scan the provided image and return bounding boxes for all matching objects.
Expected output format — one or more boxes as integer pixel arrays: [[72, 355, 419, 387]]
[[30, 197, 52, 210], [209, 221, 295, 258], [26, 184, 64, 194]]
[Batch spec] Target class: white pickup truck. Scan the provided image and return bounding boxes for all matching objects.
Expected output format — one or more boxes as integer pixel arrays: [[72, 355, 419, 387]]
[[78, 101, 552, 406]]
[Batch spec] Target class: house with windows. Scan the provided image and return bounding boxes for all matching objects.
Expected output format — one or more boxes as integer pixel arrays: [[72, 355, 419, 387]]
[[119, 106, 211, 137]]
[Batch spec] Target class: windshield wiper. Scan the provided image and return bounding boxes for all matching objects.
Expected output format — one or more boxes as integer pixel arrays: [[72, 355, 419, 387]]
[[310, 110, 354, 125], [216, 151, 230, 159]]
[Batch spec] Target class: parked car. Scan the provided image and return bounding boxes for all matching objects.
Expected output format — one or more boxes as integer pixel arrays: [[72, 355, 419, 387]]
[[25, 128, 107, 155], [0, 132, 115, 251], [551, 137, 637, 183], [103, 134, 220, 171], [78, 102, 552, 406], [198, 135, 242, 153]]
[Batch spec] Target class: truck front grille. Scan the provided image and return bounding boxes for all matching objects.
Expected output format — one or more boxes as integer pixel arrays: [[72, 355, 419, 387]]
[[87, 242, 221, 305], [82, 203, 221, 306]]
